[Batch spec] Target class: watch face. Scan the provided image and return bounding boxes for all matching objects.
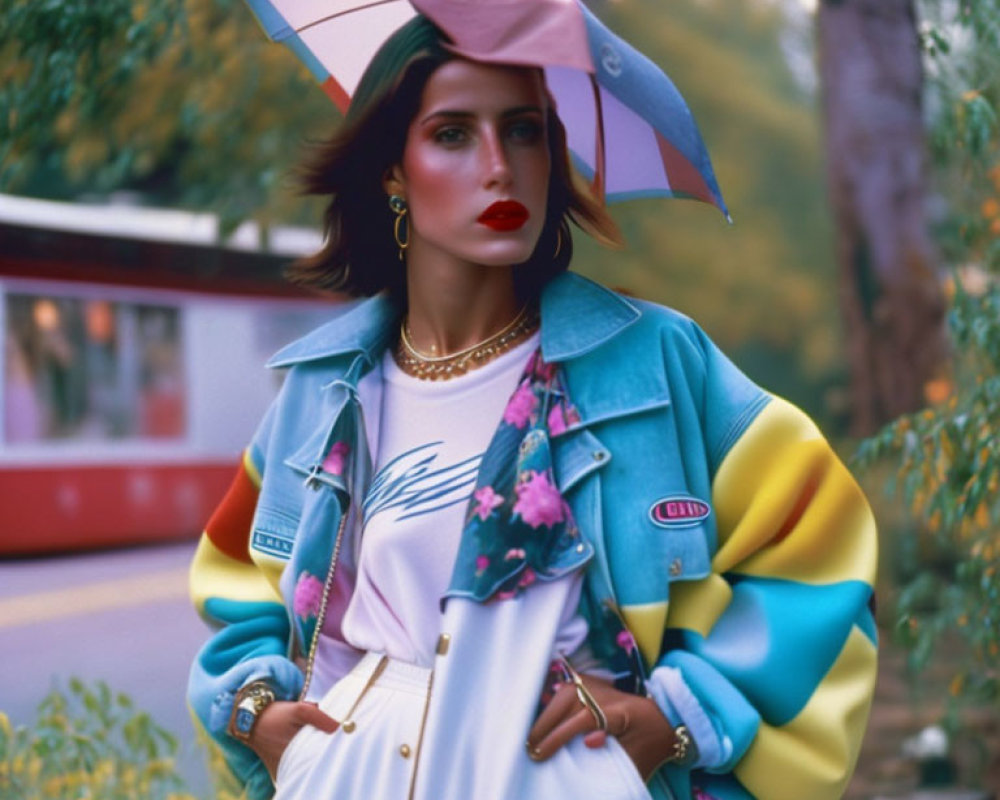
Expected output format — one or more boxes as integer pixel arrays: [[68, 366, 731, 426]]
[[234, 707, 255, 735]]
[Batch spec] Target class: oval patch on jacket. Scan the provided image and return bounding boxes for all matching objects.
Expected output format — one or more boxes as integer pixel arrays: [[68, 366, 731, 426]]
[[649, 496, 711, 528]]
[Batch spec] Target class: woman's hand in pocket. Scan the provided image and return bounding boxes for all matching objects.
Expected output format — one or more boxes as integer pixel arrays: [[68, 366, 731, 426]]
[[249, 701, 339, 781], [526, 675, 678, 781]]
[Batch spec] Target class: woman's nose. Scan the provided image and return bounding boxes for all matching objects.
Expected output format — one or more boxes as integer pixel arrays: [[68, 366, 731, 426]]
[[482, 130, 513, 189]]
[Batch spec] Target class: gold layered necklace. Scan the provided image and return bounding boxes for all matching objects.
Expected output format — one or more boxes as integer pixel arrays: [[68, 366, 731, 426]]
[[395, 305, 539, 380]]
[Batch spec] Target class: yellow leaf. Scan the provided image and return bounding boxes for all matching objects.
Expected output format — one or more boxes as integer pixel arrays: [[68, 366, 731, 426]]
[[928, 509, 942, 532], [923, 378, 953, 406]]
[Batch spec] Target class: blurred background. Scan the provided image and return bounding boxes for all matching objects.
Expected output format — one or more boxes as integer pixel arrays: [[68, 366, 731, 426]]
[[1, 0, 998, 798]]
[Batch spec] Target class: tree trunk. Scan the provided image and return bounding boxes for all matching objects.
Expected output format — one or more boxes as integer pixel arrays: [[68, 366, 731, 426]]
[[817, 0, 946, 435]]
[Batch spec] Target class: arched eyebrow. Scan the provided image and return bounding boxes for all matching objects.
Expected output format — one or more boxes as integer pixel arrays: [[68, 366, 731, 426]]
[[417, 105, 545, 126]]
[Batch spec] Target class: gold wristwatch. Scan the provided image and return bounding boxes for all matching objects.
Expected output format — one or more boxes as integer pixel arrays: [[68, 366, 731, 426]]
[[228, 681, 276, 744]]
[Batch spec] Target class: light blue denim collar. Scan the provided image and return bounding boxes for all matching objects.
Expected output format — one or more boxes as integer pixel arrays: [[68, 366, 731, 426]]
[[266, 272, 641, 370]]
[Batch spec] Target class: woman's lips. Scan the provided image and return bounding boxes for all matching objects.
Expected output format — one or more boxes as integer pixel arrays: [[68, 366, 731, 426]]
[[478, 200, 529, 231]]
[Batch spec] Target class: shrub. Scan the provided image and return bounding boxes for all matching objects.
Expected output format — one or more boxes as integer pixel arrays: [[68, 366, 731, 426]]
[[0, 679, 197, 800]]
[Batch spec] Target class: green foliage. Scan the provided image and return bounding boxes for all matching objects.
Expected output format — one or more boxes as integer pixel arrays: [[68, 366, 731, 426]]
[[0, 0, 183, 190], [0, 679, 196, 800], [856, 0, 1000, 706], [0, 0, 337, 233]]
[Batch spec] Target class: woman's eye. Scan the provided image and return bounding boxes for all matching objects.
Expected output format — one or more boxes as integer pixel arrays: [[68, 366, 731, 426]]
[[507, 119, 544, 144], [433, 126, 468, 145]]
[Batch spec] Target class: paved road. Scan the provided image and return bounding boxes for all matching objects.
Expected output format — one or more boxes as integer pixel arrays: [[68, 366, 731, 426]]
[[0, 541, 214, 795]]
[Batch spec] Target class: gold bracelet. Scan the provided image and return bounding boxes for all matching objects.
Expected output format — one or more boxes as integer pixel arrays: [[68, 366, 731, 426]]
[[667, 723, 698, 766]]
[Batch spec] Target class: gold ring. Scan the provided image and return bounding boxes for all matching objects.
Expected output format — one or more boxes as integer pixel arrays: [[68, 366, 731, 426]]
[[574, 681, 608, 732], [526, 741, 543, 761], [561, 658, 608, 732]]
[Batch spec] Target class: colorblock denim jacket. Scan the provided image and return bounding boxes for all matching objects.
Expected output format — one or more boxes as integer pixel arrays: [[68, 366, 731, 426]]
[[188, 272, 878, 800]]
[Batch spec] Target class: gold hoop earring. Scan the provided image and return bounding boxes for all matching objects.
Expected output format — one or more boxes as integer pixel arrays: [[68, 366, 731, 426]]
[[390, 195, 409, 261]]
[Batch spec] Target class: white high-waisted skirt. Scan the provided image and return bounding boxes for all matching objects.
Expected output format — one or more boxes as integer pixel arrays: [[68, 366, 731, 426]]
[[274, 652, 653, 800]]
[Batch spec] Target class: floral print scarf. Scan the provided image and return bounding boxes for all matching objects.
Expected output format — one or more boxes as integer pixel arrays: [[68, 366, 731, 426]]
[[444, 349, 647, 695], [443, 349, 592, 604]]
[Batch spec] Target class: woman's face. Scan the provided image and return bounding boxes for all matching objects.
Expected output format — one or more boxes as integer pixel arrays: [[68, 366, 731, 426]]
[[387, 59, 551, 269]]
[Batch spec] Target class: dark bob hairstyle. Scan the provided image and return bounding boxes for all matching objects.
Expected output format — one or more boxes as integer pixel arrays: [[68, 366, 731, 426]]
[[289, 15, 622, 300]]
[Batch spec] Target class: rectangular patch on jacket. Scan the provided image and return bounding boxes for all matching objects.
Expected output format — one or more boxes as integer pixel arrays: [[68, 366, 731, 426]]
[[649, 495, 711, 528], [251, 530, 294, 559]]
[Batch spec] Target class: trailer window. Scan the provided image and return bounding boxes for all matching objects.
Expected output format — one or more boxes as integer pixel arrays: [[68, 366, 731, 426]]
[[4, 293, 185, 442]]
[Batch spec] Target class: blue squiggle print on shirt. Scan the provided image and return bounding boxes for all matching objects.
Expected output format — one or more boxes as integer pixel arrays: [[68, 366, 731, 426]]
[[363, 442, 483, 523]]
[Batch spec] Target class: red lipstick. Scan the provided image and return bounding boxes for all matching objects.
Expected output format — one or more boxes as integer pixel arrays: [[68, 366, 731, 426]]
[[478, 200, 529, 231]]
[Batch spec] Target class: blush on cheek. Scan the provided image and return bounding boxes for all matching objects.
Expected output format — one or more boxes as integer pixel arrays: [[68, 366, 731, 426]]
[[401, 146, 476, 229]]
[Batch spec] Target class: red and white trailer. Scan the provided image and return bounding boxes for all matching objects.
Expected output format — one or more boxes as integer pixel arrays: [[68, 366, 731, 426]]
[[0, 194, 340, 555]]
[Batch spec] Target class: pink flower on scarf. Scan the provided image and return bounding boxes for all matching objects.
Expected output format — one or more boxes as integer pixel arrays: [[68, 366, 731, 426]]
[[547, 402, 581, 435], [293, 572, 323, 620], [475, 555, 490, 574], [616, 629, 637, 655], [528, 351, 557, 381], [518, 567, 537, 588], [472, 486, 504, 521], [322, 441, 350, 476], [495, 590, 518, 601], [693, 790, 719, 800], [548, 404, 567, 435], [504, 547, 526, 561], [513, 470, 565, 529], [502, 381, 538, 429]]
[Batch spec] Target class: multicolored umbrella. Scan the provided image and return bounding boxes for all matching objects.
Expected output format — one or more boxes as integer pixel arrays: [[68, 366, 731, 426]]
[[242, 0, 729, 219]]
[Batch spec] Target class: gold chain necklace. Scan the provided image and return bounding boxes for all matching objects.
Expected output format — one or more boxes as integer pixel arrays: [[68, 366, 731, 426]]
[[395, 305, 539, 380]]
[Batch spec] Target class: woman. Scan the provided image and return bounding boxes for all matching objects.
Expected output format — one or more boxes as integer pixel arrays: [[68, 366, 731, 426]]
[[188, 14, 877, 800]]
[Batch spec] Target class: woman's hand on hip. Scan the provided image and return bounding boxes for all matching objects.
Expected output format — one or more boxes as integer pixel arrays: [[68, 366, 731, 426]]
[[248, 701, 339, 781], [526, 675, 678, 781]]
